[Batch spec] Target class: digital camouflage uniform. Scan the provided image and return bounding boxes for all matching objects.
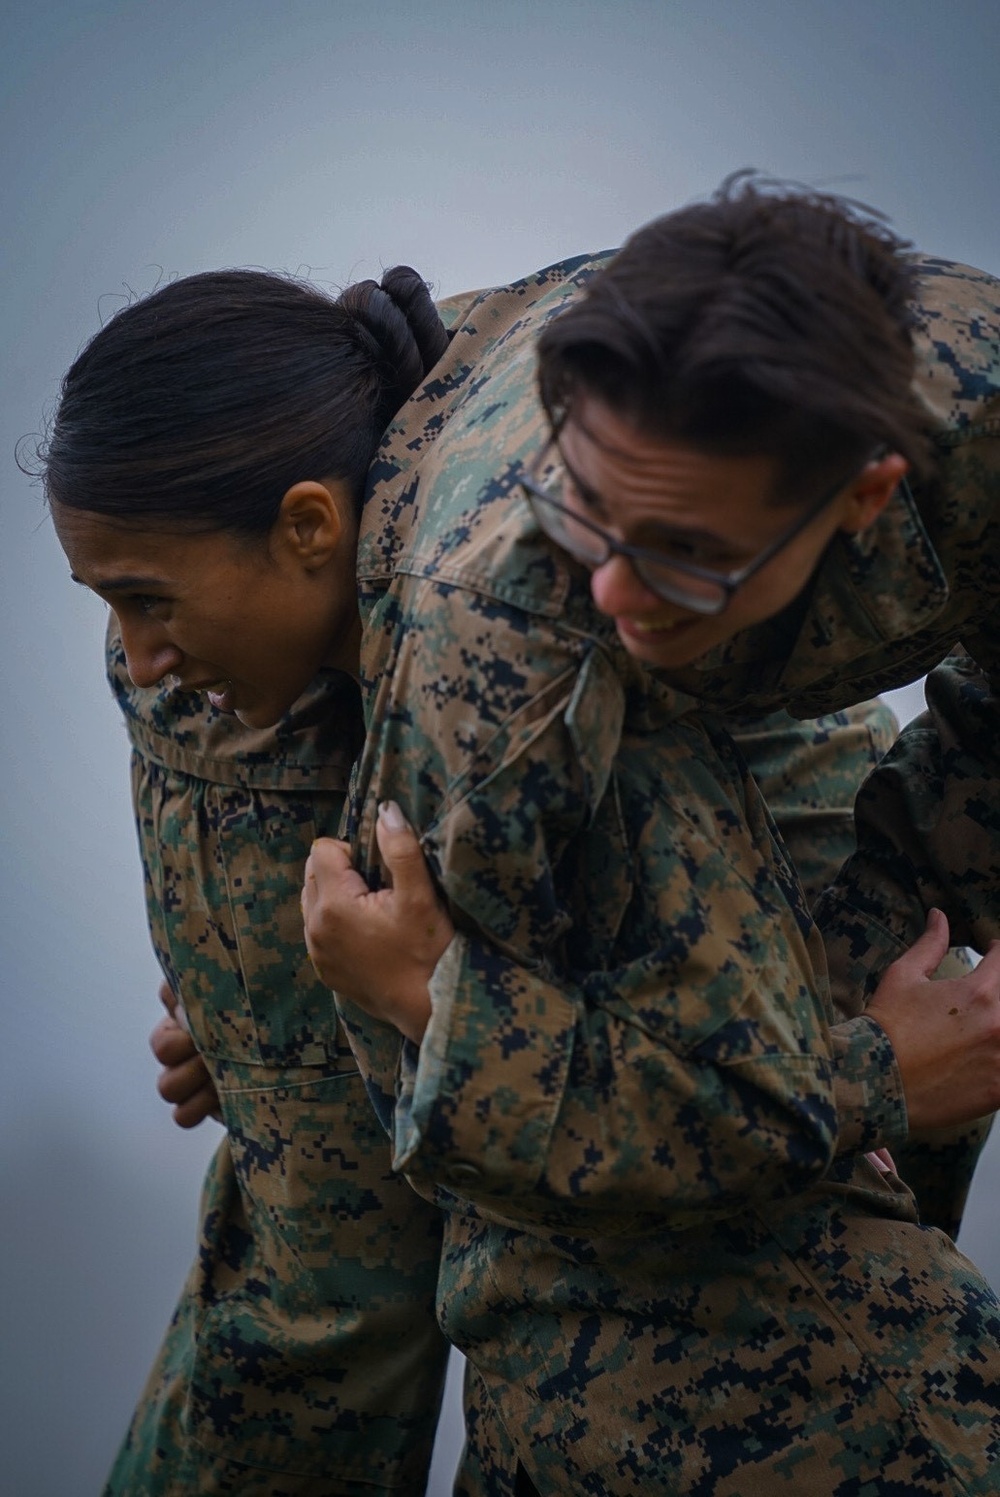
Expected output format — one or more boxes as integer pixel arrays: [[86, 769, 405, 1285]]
[[100, 289, 490, 1497], [102, 650, 450, 1497], [102, 630, 913, 1497], [731, 707, 983, 1242], [341, 253, 1000, 1493], [102, 651, 927, 1497]]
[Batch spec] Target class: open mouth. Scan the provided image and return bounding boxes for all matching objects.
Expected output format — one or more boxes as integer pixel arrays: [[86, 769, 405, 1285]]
[[617, 614, 691, 638], [167, 676, 237, 712], [627, 617, 682, 635], [205, 683, 236, 713]]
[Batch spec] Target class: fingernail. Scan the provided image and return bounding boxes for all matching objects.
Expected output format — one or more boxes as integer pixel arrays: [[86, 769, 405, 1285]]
[[379, 799, 409, 832]]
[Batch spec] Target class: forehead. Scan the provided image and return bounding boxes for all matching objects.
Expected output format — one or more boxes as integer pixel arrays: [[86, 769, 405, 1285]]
[[52, 503, 249, 588], [561, 396, 782, 535]]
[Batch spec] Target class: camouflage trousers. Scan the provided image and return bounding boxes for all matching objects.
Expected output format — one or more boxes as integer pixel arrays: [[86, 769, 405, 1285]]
[[104, 1067, 449, 1497]]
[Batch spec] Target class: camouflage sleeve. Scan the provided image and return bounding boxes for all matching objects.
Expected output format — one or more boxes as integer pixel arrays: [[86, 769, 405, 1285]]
[[817, 645, 1000, 958], [434, 287, 487, 329], [812, 259, 1000, 958], [727, 702, 913, 1159], [731, 699, 991, 1231], [809, 654, 1000, 1235], [345, 580, 838, 1233], [727, 700, 899, 910]]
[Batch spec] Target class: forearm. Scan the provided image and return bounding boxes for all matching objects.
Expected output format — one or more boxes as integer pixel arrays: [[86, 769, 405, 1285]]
[[382, 913, 838, 1234], [829, 1013, 909, 1153], [348, 597, 841, 1230], [816, 648, 1000, 959]]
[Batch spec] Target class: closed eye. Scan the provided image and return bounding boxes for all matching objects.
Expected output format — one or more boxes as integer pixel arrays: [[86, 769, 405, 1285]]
[[70, 572, 174, 613], [561, 470, 606, 519], [110, 590, 172, 617], [635, 530, 748, 569], [130, 594, 164, 613]]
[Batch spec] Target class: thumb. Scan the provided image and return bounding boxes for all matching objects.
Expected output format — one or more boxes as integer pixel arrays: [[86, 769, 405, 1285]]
[[375, 800, 435, 906], [302, 838, 366, 915], [905, 906, 951, 977], [305, 837, 356, 882]]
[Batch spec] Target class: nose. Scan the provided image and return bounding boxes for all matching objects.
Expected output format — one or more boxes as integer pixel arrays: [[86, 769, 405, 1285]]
[[117, 615, 184, 689], [590, 552, 675, 621]]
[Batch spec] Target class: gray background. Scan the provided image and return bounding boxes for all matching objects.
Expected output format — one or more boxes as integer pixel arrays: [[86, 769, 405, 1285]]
[[2, 2, 998, 1493]]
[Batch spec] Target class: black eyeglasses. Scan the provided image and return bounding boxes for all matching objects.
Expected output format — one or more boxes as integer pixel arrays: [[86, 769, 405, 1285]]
[[519, 438, 883, 617]]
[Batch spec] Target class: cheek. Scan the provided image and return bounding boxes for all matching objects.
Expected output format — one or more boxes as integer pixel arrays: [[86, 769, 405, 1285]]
[[737, 554, 815, 627], [589, 555, 663, 615]]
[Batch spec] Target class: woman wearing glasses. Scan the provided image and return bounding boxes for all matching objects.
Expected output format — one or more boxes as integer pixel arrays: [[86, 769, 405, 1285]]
[[45, 177, 1000, 1494], [301, 185, 1000, 1493]]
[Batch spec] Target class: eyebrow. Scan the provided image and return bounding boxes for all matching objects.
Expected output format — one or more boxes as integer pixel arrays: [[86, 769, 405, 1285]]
[[70, 572, 167, 591], [558, 447, 736, 551]]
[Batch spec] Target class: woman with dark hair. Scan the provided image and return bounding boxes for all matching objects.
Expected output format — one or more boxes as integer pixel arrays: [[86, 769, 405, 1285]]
[[43, 179, 1000, 1493], [43, 265, 462, 1496]]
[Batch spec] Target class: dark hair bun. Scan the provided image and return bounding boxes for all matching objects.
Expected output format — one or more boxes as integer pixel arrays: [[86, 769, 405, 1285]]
[[339, 267, 449, 416], [380, 266, 451, 374]]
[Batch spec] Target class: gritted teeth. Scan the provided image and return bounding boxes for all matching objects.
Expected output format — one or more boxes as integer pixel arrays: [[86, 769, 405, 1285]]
[[629, 617, 680, 634], [206, 682, 236, 712]]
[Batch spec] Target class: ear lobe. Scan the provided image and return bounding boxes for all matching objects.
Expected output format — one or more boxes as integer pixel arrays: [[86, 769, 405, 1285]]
[[839, 452, 909, 535], [275, 480, 347, 567]]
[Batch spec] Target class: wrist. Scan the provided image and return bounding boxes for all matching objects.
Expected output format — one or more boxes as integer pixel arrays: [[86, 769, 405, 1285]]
[[364, 979, 431, 1045]]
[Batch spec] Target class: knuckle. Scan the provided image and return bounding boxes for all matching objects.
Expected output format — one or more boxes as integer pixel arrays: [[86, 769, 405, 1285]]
[[971, 975, 999, 1005]]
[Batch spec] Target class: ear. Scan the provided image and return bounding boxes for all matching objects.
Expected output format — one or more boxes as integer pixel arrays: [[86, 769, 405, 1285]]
[[272, 480, 353, 570], [838, 452, 909, 535]]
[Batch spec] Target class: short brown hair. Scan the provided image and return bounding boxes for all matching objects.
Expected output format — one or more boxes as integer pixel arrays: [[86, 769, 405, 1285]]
[[537, 173, 933, 501]]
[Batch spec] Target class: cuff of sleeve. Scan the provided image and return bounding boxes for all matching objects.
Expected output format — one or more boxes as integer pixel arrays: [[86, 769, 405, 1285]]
[[814, 890, 910, 1016], [393, 935, 463, 1162], [392, 931, 576, 1200], [832, 1013, 909, 1153]]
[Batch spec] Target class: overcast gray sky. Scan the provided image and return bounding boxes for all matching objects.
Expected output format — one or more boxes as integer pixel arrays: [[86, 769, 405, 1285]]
[[3, 3, 998, 1492]]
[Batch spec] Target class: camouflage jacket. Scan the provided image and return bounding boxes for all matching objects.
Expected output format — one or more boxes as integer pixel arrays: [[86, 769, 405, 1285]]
[[341, 256, 1000, 1492], [104, 643, 450, 1497]]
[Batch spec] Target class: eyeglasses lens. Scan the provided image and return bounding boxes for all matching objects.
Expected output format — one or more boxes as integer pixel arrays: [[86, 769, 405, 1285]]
[[527, 457, 727, 614]]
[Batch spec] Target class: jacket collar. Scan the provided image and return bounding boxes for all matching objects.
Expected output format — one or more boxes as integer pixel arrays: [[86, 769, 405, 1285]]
[[672, 478, 950, 697], [778, 478, 949, 689]]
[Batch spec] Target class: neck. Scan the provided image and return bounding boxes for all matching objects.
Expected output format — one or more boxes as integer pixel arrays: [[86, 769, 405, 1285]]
[[324, 610, 363, 683]]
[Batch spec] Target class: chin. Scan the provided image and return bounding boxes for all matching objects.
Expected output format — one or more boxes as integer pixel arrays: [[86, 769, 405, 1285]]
[[617, 623, 714, 670], [234, 676, 312, 729], [234, 703, 282, 729]]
